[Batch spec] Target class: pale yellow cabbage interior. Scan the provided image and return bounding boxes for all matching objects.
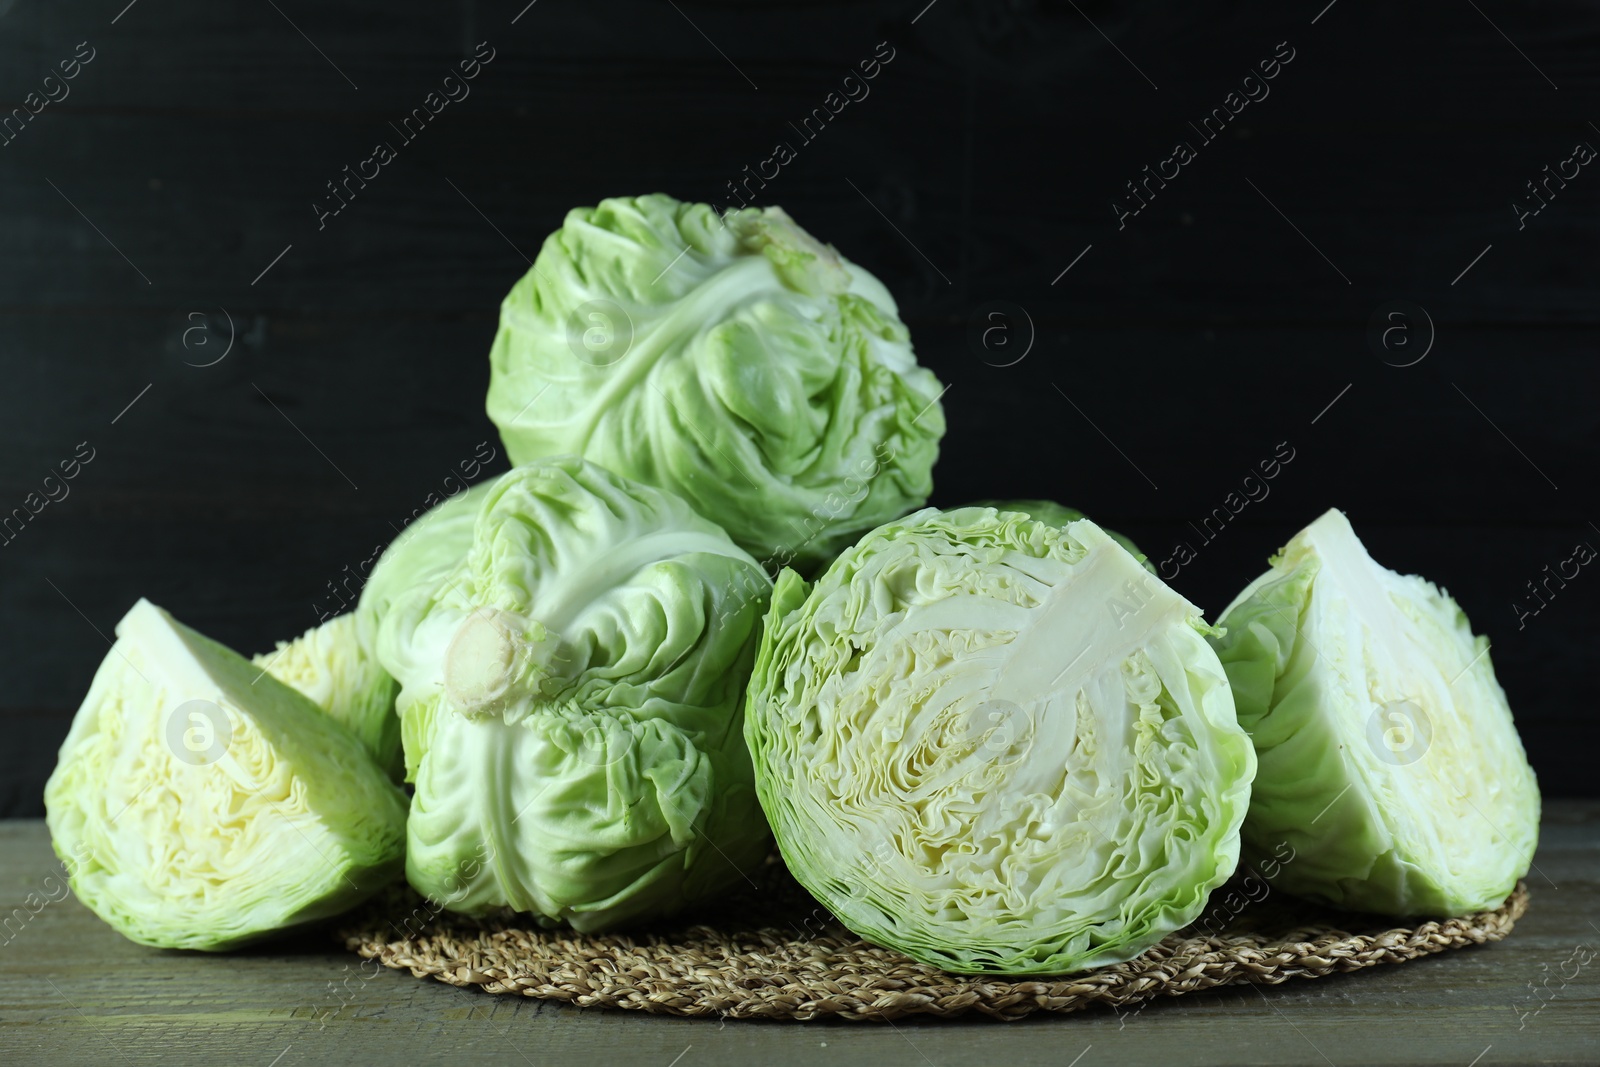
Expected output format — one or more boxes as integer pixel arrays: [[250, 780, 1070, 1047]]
[[251, 612, 398, 768], [45, 600, 405, 950], [1292, 510, 1540, 903], [752, 512, 1254, 974]]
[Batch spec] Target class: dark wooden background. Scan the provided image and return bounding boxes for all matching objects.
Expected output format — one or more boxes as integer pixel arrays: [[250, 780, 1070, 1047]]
[[2, 0, 1596, 815]]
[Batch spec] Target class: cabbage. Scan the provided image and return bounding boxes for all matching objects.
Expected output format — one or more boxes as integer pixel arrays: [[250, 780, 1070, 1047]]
[[485, 193, 946, 570], [1209, 508, 1540, 916], [974, 498, 1151, 570], [374, 456, 773, 930], [44, 599, 407, 950], [359, 480, 498, 627], [744, 507, 1256, 975], [251, 613, 401, 777], [353, 480, 498, 712]]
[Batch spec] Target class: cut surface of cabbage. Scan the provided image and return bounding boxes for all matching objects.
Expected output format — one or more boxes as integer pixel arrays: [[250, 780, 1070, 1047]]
[[44, 599, 407, 951], [1210, 508, 1539, 916], [745, 507, 1255, 975]]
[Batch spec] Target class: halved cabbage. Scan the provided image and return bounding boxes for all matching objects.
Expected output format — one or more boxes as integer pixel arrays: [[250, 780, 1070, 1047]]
[[485, 193, 946, 570], [744, 507, 1256, 975], [252, 612, 400, 777], [1209, 508, 1540, 916], [374, 457, 773, 931], [44, 599, 407, 950]]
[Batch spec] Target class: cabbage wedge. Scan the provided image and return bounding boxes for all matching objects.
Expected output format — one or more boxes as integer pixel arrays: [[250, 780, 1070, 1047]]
[[745, 507, 1256, 975], [44, 599, 407, 950], [1210, 508, 1539, 916]]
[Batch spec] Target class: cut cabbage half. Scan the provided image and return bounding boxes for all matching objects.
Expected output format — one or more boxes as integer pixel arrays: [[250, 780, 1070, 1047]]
[[1209, 508, 1540, 916], [744, 507, 1256, 975], [44, 599, 407, 950]]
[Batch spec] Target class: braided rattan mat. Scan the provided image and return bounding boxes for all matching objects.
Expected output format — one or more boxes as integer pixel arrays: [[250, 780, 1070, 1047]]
[[336, 863, 1528, 1022]]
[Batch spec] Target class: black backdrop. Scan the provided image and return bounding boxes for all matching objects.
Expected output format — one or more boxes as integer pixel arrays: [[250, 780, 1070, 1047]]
[[2, 0, 1597, 815]]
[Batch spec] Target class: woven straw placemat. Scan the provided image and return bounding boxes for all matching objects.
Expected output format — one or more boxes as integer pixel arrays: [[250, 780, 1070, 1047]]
[[336, 863, 1528, 1022]]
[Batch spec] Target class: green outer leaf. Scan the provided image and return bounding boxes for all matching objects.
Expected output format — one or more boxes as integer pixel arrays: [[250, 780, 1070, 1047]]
[[744, 507, 1255, 975], [1209, 509, 1541, 916], [356, 480, 501, 757], [485, 193, 946, 570], [359, 478, 499, 626], [375, 457, 774, 931], [44, 600, 407, 951]]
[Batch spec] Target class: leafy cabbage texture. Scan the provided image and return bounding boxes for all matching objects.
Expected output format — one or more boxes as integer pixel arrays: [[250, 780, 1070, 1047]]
[[1209, 508, 1540, 916], [974, 498, 1151, 570], [373, 456, 773, 931], [252, 612, 401, 777], [44, 599, 407, 950], [744, 507, 1256, 975], [486, 192, 946, 570]]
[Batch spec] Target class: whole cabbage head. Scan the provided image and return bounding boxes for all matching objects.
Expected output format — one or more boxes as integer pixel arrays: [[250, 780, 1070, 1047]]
[[373, 456, 774, 931], [252, 613, 401, 778], [1209, 508, 1540, 916], [45, 599, 406, 950], [485, 193, 947, 571], [744, 506, 1256, 975]]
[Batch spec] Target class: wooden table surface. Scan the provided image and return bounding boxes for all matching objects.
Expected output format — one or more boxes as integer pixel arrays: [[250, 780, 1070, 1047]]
[[2, 806, 1596, 1067]]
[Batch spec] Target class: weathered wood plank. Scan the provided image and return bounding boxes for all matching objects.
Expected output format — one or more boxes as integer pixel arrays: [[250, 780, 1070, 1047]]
[[1, 810, 1597, 1066]]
